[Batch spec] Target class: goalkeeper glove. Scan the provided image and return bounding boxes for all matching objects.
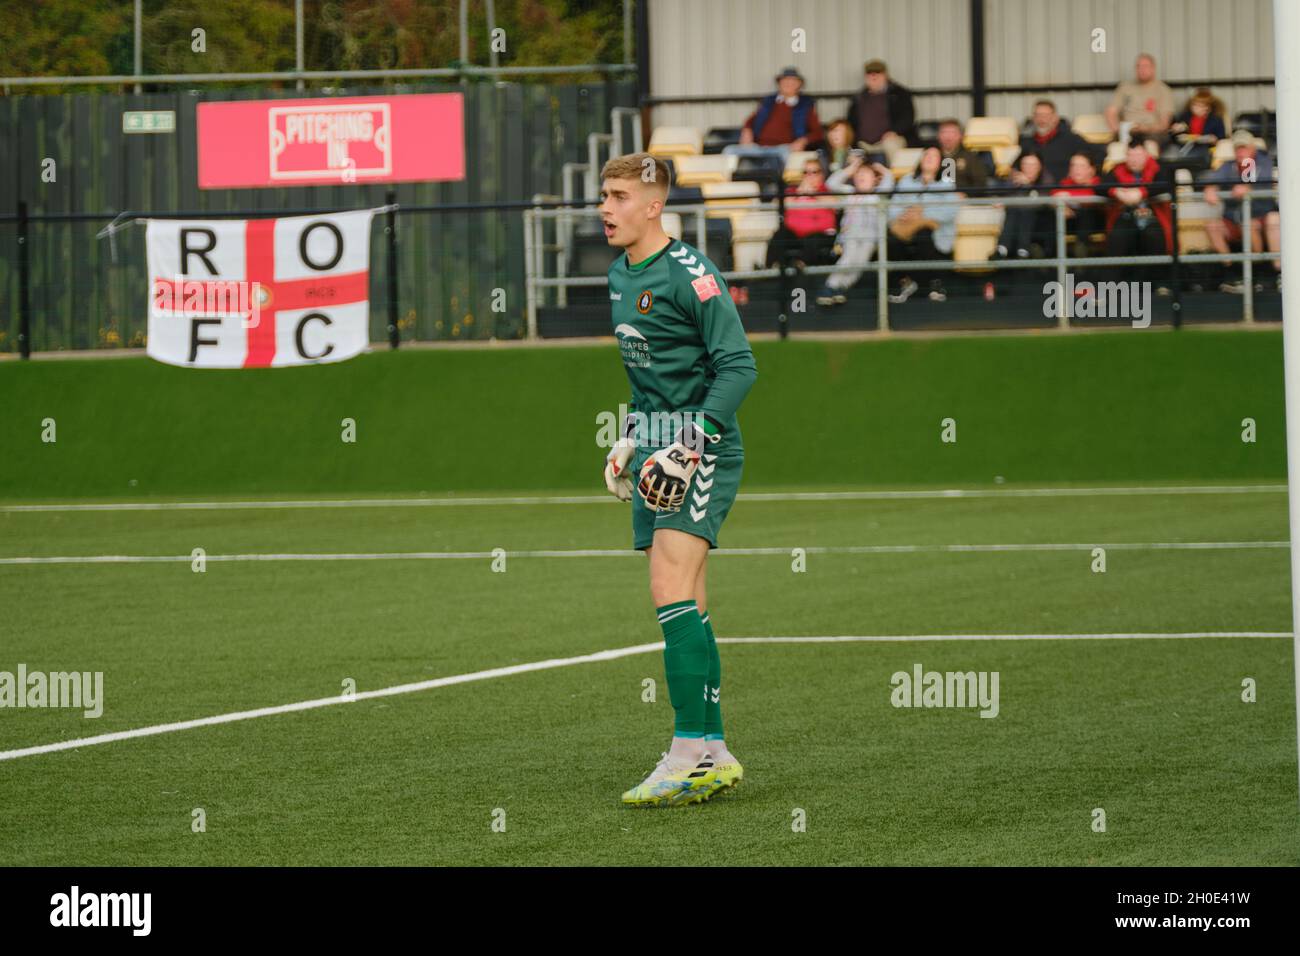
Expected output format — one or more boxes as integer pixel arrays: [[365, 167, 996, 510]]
[[637, 420, 716, 512], [603, 414, 637, 501]]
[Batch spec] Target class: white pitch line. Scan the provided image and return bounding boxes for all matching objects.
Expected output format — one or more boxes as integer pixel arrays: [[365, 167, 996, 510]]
[[718, 632, 1291, 644], [0, 483, 1288, 513], [0, 631, 1287, 763], [0, 541, 1288, 565]]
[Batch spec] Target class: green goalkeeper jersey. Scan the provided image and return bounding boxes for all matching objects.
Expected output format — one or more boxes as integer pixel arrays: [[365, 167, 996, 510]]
[[608, 238, 757, 450]]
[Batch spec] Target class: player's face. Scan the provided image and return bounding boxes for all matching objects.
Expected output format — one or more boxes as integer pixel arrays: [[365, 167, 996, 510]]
[[599, 177, 659, 247]]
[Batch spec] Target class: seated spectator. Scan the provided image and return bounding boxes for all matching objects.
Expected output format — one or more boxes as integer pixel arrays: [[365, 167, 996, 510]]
[[993, 151, 1055, 259], [816, 153, 895, 306], [1019, 99, 1091, 182], [1051, 152, 1105, 254], [728, 67, 824, 166], [1102, 142, 1172, 284], [825, 120, 856, 173], [1203, 129, 1280, 292], [765, 156, 838, 269], [845, 59, 916, 162], [1105, 53, 1174, 152], [886, 146, 957, 303], [1171, 87, 1228, 142], [936, 118, 988, 190]]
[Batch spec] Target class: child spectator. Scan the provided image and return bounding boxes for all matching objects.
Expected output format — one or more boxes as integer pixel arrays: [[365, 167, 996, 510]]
[[816, 154, 895, 306]]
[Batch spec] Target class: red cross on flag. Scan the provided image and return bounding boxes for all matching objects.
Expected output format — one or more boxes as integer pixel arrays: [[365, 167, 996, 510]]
[[146, 209, 377, 368]]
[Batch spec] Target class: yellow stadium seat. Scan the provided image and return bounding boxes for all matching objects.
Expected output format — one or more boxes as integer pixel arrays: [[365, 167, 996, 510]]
[[1072, 114, 1113, 145], [963, 116, 1019, 150], [953, 234, 998, 271], [956, 205, 1005, 237], [1176, 197, 1218, 253], [648, 126, 703, 159], [992, 144, 1022, 177], [889, 148, 922, 179], [731, 210, 780, 271], [674, 154, 739, 186], [701, 180, 761, 222]]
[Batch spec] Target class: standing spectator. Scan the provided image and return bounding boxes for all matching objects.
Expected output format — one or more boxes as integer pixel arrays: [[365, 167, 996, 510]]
[[886, 146, 957, 302], [824, 120, 856, 173], [1051, 152, 1105, 254], [729, 67, 824, 165], [1102, 142, 1172, 286], [993, 151, 1055, 260], [1171, 87, 1228, 142], [1105, 53, 1175, 151], [816, 154, 895, 305], [765, 156, 838, 269], [1019, 100, 1091, 182], [936, 119, 988, 190], [845, 59, 916, 161], [1203, 129, 1280, 292]]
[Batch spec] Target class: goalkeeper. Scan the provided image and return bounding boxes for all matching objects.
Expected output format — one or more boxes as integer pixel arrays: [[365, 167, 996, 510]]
[[598, 152, 758, 807]]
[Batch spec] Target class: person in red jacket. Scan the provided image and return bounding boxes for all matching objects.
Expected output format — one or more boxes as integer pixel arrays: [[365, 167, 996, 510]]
[[1050, 152, 1105, 254], [1101, 143, 1172, 285], [765, 157, 838, 268]]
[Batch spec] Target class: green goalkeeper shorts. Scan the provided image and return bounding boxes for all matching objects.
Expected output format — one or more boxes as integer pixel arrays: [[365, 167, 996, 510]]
[[631, 445, 744, 551]]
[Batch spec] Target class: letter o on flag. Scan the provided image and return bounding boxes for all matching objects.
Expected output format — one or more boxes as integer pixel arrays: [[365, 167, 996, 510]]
[[300, 221, 344, 271]]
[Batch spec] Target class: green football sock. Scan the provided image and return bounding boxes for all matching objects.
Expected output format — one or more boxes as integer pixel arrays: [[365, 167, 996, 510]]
[[657, 600, 708, 738], [701, 612, 724, 740]]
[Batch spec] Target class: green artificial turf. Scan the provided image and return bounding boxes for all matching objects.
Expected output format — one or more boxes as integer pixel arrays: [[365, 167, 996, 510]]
[[1, 488, 1295, 865]]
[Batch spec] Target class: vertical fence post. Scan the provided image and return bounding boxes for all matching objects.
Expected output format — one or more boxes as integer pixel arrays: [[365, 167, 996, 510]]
[[1169, 192, 1182, 329], [876, 195, 889, 333], [1242, 194, 1254, 325], [386, 191, 399, 349], [1054, 197, 1068, 329], [18, 201, 30, 359]]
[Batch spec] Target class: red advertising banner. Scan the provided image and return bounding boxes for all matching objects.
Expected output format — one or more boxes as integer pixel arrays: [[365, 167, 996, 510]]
[[197, 93, 464, 189]]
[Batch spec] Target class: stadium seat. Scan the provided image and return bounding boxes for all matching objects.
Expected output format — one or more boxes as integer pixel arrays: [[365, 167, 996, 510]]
[[1176, 197, 1217, 253], [963, 116, 1019, 150], [914, 119, 942, 147], [731, 211, 780, 271], [730, 152, 785, 188], [953, 206, 1005, 272], [701, 180, 762, 222], [704, 126, 743, 154], [1072, 113, 1113, 145], [955, 205, 1005, 237], [991, 144, 1022, 177], [674, 153, 739, 186], [661, 212, 684, 240], [649, 126, 703, 159], [953, 234, 999, 270], [889, 147, 922, 179], [667, 185, 704, 205]]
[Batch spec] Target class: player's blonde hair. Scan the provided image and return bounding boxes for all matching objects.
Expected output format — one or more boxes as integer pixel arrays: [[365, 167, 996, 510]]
[[600, 152, 672, 196]]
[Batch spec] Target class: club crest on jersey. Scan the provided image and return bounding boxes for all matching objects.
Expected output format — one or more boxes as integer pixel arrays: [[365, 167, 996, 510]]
[[692, 273, 721, 302], [636, 290, 653, 314]]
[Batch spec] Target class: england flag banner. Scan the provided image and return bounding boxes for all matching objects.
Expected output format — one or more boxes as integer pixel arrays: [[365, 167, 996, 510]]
[[146, 209, 376, 368]]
